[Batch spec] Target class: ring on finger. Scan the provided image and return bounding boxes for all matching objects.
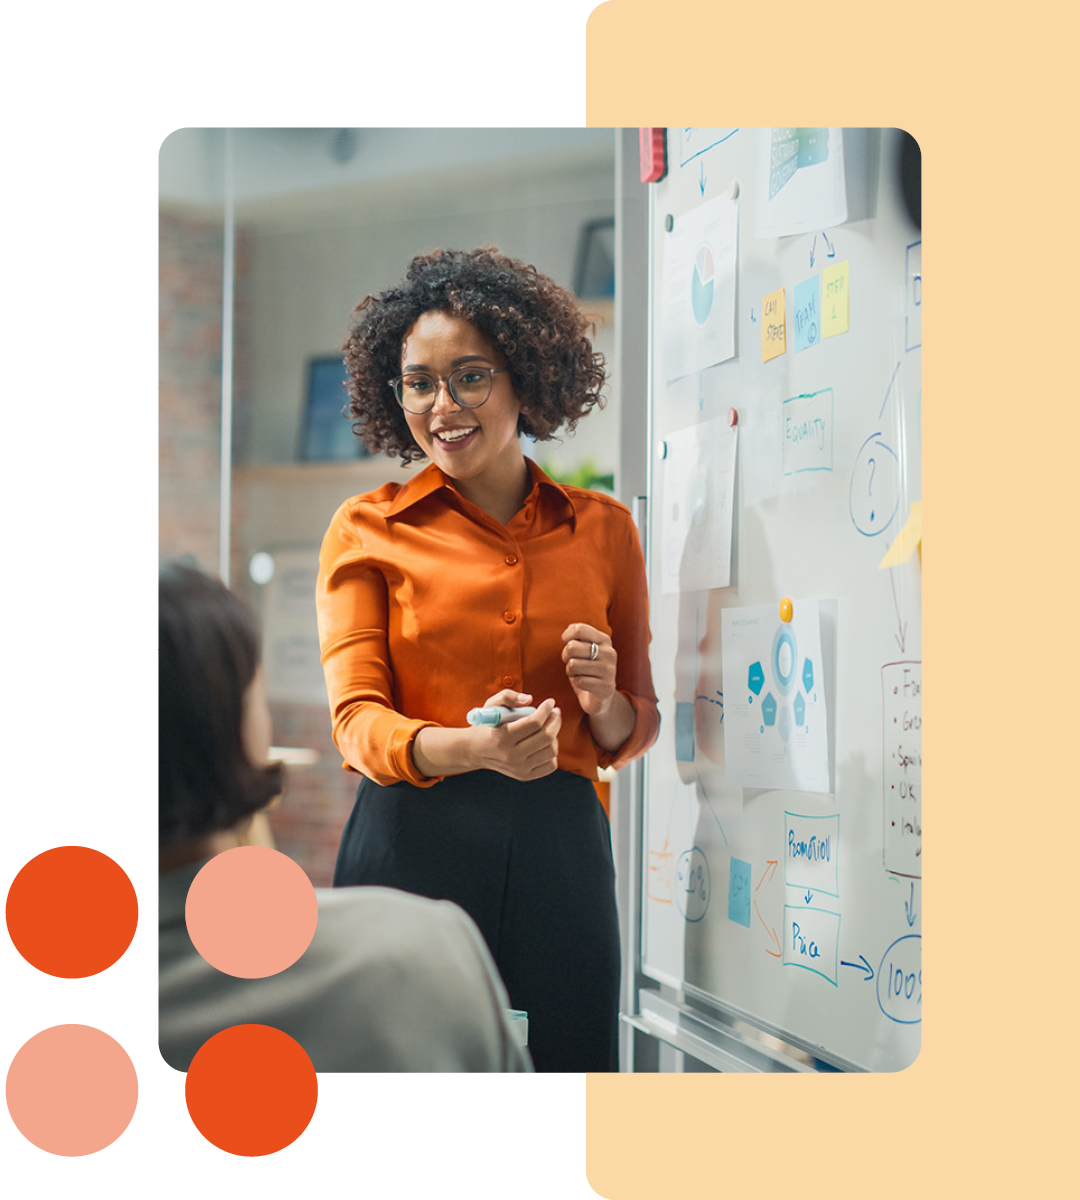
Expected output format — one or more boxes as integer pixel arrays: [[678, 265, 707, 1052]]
[[589, 642, 599, 661]]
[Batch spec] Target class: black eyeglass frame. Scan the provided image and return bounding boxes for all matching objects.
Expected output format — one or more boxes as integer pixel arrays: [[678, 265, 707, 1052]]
[[388, 366, 509, 415]]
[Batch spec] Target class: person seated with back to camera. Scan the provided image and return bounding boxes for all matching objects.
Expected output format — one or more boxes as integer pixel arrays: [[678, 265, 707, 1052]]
[[158, 560, 531, 1072]]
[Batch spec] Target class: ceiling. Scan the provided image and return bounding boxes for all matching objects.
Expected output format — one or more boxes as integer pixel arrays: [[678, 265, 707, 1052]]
[[159, 127, 616, 211]]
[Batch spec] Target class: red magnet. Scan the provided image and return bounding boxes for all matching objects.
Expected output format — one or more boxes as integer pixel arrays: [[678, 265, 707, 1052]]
[[639, 128, 666, 183], [728, 407, 738, 427]]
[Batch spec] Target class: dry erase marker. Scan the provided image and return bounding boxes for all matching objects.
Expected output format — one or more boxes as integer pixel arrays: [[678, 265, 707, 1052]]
[[466, 705, 537, 726]]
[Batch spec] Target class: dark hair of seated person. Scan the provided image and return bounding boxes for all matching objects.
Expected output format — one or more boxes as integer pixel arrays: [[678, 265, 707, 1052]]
[[159, 560, 283, 852]]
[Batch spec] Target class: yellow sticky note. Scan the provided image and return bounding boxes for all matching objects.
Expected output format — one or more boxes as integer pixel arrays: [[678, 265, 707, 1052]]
[[878, 500, 922, 569], [761, 287, 786, 362], [821, 260, 849, 337]]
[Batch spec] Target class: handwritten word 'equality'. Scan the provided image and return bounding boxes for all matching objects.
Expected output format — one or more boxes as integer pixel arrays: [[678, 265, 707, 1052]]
[[785, 414, 827, 451]]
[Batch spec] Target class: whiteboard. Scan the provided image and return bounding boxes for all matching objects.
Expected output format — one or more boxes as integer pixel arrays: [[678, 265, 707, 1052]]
[[641, 129, 921, 1071]]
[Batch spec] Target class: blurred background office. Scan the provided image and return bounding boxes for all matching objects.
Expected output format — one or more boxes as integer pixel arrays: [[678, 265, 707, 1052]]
[[159, 127, 632, 885]]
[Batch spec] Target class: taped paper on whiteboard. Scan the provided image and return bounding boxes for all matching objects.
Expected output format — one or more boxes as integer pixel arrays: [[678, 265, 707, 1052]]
[[661, 191, 738, 381], [660, 417, 738, 594]]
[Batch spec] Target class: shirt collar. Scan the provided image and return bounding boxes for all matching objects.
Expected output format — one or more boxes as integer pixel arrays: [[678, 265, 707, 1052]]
[[385, 457, 577, 529]]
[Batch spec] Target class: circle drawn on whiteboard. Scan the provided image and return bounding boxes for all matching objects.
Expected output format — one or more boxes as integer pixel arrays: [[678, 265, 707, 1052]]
[[691, 244, 715, 326], [849, 433, 900, 537], [771, 625, 798, 696], [876, 934, 922, 1025], [675, 848, 710, 922]]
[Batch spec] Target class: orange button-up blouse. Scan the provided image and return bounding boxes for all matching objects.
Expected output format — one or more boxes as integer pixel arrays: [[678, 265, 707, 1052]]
[[316, 458, 660, 787]]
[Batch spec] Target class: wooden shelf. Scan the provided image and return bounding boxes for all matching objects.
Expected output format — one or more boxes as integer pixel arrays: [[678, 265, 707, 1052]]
[[232, 457, 416, 489]]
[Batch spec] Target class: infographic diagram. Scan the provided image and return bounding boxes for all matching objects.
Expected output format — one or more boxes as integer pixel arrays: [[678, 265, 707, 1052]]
[[720, 599, 831, 794]]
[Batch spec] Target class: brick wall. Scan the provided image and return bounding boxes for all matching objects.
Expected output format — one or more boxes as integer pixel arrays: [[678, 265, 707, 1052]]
[[261, 704, 358, 886], [160, 206, 349, 884], [159, 208, 252, 570]]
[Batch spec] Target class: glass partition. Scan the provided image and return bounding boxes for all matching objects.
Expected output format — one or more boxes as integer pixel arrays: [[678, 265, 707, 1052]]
[[159, 127, 618, 882]]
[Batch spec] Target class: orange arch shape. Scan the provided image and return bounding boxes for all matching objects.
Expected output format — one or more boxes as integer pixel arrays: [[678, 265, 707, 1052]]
[[186, 1027, 319, 1156]]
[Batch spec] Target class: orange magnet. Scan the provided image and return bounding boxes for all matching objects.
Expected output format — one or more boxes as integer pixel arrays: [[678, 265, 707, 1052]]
[[779, 597, 793, 623]]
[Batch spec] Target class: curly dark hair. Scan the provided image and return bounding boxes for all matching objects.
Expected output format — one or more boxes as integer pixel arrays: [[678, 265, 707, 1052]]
[[159, 561, 284, 848], [343, 247, 607, 464]]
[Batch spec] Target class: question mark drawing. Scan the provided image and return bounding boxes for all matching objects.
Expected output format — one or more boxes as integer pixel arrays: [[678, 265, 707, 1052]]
[[849, 433, 899, 537]]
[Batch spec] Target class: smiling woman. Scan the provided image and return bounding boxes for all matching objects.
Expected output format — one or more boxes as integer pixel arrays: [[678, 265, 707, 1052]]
[[316, 247, 660, 1072], [342, 247, 605, 461], [397, 311, 525, 523]]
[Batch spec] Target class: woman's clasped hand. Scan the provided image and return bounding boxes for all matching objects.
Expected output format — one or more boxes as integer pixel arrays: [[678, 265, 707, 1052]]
[[470, 691, 562, 781]]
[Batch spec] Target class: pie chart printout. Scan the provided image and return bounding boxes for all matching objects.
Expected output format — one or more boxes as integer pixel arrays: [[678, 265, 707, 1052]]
[[691, 245, 714, 325]]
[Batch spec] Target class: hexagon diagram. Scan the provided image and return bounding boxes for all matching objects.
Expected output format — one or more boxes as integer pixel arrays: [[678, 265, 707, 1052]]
[[802, 658, 814, 694], [748, 661, 765, 696], [793, 692, 806, 726], [761, 692, 778, 726], [772, 627, 798, 695]]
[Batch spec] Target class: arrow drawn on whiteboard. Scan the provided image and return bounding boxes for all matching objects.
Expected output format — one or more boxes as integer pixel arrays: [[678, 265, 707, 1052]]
[[697, 777, 728, 848], [905, 881, 918, 927], [878, 360, 902, 420], [750, 307, 756, 323], [754, 899, 781, 957], [889, 569, 908, 653], [699, 160, 707, 196], [804, 890, 813, 905], [756, 860, 778, 890], [810, 232, 835, 268], [841, 955, 874, 981]]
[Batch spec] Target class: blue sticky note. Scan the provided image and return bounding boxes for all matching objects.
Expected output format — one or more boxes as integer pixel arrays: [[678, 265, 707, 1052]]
[[728, 858, 751, 927], [793, 275, 820, 352], [675, 701, 695, 762]]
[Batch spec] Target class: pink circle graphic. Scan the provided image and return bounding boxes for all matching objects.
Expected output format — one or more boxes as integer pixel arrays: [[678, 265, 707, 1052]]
[[185, 846, 318, 978]]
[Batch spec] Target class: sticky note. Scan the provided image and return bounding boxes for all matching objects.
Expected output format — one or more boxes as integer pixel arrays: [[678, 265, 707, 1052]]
[[821, 260, 849, 337], [728, 858, 751, 927], [761, 287, 786, 361], [793, 275, 820, 352], [878, 500, 922, 568], [675, 701, 695, 762]]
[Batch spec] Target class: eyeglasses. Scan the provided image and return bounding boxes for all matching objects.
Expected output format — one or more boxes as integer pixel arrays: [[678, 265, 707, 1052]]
[[389, 365, 508, 415]]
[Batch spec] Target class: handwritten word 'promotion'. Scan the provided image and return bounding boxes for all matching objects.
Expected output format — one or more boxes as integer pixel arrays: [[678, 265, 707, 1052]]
[[788, 831, 832, 862]]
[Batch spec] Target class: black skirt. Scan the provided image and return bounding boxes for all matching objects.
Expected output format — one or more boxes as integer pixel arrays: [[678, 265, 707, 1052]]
[[333, 769, 620, 1072]]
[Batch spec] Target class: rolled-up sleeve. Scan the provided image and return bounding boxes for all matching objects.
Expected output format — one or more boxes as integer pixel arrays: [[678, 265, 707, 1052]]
[[594, 510, 660, 771], [316, 502, 441, 787]]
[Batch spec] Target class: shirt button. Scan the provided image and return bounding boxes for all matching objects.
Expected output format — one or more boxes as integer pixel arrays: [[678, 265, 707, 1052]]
[[503, 611, 517, 624], [504, 554, 519, 566], [502, 675, 514, 687]]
